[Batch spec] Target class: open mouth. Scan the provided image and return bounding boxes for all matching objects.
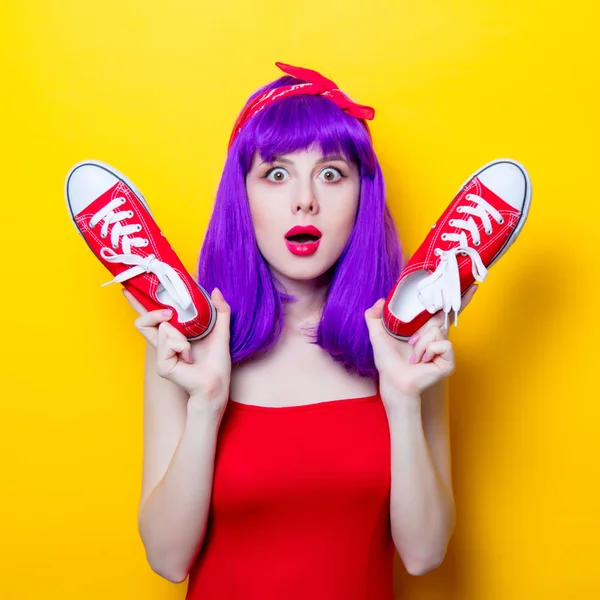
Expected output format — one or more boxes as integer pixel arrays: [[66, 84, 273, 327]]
[[286, 233, 320, 244], [284, 225, 322, 256], [285, 225, 322, 243]]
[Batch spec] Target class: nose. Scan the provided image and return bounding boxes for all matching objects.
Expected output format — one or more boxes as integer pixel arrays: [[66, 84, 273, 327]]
[[292, 180, 319, 215]]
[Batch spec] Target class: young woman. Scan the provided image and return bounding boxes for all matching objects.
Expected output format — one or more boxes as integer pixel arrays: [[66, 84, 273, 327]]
[[126, 63, 477, 599]]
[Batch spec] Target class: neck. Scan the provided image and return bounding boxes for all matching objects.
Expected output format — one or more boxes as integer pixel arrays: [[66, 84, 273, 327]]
[[274, 271, 331, 328]]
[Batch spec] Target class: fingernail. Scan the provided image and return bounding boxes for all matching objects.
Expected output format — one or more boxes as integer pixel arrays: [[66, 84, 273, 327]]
[[423, 352, 431, 362], [410, 353, 416, 364], [162, 309, 173, 317], [408, 333, 419, 346]]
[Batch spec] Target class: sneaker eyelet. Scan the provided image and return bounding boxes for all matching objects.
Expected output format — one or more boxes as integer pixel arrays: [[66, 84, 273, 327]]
[[457, 207, 463, 213], [127, 211, 134, 218], [143, 239, 149, 246], [474, 240, 480, 247], [434, 249, 441, 256], [485, 229, 492, 236], [120, 198, 126, 205], [100, 232, 106, 238], [136, 224, 142, 232], [465, 194, 471, 200], [449, 219, 455, 226], [498, 217, 505, 225]]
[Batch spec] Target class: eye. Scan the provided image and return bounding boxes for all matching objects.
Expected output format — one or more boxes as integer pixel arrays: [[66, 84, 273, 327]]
[[265, 167, 289, 182], [319, 167, 342, 182]]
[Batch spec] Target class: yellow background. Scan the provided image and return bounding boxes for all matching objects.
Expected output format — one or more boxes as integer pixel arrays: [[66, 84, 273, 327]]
[[1, 1, 598, 598]]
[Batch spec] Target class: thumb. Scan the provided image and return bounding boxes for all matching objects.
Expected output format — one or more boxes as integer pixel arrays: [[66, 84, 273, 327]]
[[122, 289, 148, 315], [364, 299, 386, 337], [364, 298, 385, 322], [211, 287, 231, 334], [458, 283, 479, 315]]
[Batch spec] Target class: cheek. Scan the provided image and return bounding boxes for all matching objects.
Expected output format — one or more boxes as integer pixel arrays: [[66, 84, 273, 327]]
[[247, 188, 281, 248], [250, 209, 271, 247], [331, 186, 360, 240]]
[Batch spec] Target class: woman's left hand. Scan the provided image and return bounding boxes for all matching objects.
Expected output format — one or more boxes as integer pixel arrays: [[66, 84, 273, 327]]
[[365, 285, 479, 398]]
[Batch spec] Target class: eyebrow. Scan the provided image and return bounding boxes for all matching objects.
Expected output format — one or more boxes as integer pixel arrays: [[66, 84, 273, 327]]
[[316, 154, 348, 164], [260, 154, 349, 167]]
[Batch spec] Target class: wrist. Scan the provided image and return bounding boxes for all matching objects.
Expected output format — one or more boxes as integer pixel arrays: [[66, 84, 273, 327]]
[[380, 386, 422, 418], [182, 406, 222, 454], [187, 394, 227, 427]]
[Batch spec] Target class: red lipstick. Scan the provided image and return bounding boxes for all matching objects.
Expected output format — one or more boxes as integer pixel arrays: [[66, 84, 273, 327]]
[[285, 225, 322, 257]]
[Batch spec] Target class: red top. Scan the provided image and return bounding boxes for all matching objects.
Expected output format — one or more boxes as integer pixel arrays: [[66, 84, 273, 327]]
[[186, 393, 394, 600]]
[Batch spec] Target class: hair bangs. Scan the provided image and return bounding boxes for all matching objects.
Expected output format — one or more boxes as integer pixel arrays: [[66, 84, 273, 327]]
[[237, 94, 376, 175]]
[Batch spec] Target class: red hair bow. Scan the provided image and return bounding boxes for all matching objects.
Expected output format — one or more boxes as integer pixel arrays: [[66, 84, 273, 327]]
[[228, 62, 375, 150]]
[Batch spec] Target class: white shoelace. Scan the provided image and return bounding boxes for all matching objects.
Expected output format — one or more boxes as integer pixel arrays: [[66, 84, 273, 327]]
[[89, 197, 193, 310], [417, 193, 504, 329]]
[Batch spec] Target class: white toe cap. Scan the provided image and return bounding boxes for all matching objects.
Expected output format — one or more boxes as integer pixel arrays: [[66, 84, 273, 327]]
[[478, 160, 528, 210], [66, 163, 119, 216]]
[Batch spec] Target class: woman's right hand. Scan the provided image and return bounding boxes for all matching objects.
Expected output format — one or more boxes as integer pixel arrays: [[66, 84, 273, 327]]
[[123, 287, 232, 414]]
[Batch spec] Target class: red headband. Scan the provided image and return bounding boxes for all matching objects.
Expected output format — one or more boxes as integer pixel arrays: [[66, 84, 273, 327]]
[[227, 62, 375, 151]]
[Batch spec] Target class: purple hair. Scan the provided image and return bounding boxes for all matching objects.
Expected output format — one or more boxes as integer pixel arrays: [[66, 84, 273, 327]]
[[198, 75, 404, 378]]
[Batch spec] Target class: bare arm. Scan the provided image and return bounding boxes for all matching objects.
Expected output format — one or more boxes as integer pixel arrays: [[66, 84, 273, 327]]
[[386, 378, 455, 576], [364, 291, 476, 576], [137, 344, 222, 583], [125, 288, 232, 583]]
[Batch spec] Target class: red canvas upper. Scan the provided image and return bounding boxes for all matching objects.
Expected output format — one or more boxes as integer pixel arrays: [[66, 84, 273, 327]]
[[73, 180, 213, 340], [383, 176, 522, 339]]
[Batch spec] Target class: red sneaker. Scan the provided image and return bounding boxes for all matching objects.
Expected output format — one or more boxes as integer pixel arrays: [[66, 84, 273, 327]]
[[383, 158, 531, 340], [65, 160, 216, 340]]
